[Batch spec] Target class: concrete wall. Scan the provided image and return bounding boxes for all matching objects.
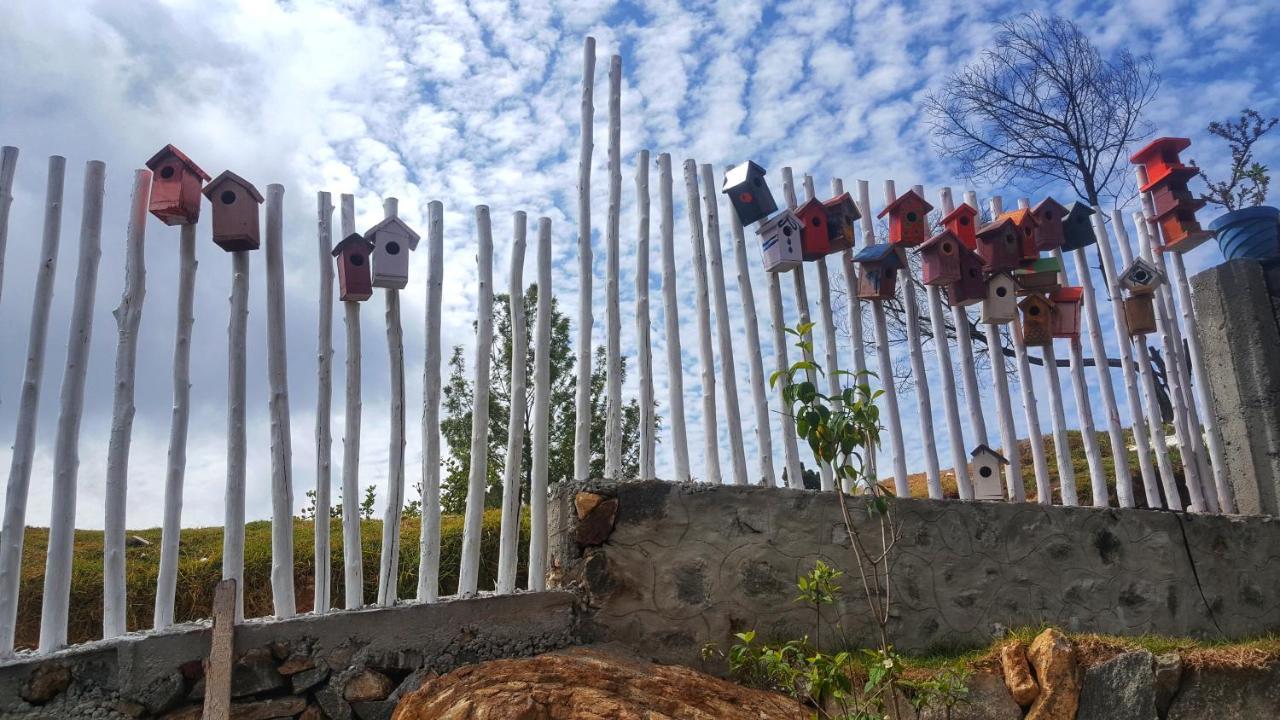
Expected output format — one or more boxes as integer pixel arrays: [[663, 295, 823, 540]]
[[550, 480, 1280, 666], [1191, 258, 1280, 516]]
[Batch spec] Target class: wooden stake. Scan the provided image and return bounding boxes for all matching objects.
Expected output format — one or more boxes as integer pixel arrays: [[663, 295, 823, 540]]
[[0, 146, 17, 305], [838, 179, 873, 485], [684, 159, 722, 484], [658, 154, 691, 481], [574, 36, 595, 482], [933, 188, 973, 500], [1010, 198, 1051, 505], [635, 152, 656, 480], [528, 217, 553, 590], [787, 170, 831, 491], [377, 198, 406, 607], [264, 184, 296, 617], [497, 212, 528, 594], [604, 55, 623, 480], [418, 200, 444, 602], [339, 194, 364, 609], [894, 181, 941, 498], [811, 176, 842, 491], [1052, 247, 1107, 506], [312, 192, 334, 613], [730, 174, 776, 487], [958, 191, 990, 449], [202, 578, 236, 720], [987, 196, 1024, 502], [458, 205, 494, 596]]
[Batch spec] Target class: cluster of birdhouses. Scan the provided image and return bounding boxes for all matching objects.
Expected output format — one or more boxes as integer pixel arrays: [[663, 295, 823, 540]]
[[330, 213, 421, 300], [146, 144, 265, 254], [1118, 257, 1165, 337], [1130, 137, 1214, 253]]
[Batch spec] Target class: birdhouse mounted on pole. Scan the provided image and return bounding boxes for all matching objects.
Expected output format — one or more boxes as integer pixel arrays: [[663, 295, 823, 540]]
[[332, 233, 374, 302], [1131, 137, 1214, 253], [969, 444, 1009, 501], [796, 197, 833, 260], [1124, 290, 1157, 336], [823, 192, 860, 254], [757, 210, 803, 272], [145, 144, 210, 226], [1050, 286, 1084, 339], [365, 215, 421, 289], [722, 161, 778, 227], [946, 245, 986, 307], [1031, 197, 1068, 252], [877, 189, 933, 247], [1061, 202, 1098, 251], [940, 203, 979, 250], [1013, 256, 1063, 294], [980, 271, 1018, 324], [1018, 293, 1055, 346], [919, 229, 963, 286], [202, 171, 264, 252], [1000, 208, 1039, 261], [1118, 257, 1166, 292], [852, 244, 903, 301], [1130, 137, 1192, 190], [975, 216, 1022, 272]]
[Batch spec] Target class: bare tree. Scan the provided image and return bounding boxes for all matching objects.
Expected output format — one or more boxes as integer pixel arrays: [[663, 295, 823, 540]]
[[925, 13, 1160, 207]]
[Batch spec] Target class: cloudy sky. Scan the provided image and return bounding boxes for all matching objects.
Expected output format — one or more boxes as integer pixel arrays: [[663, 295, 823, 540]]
[[0, 0, 1277, 530]]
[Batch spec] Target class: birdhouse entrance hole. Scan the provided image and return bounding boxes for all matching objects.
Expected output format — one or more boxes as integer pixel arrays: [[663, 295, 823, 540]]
[[160, 165, 175, 179], [941, 241, 953, 253], [906, 211, 918, 222], [386, 241, 401, 255], [996, 286, 1008, 297], [979, 466, 993, 477], [220, 191, 236, 205], [959, 216, 969, 225], [350, 254, 364, 266], [1029, 305, 1040, 316]]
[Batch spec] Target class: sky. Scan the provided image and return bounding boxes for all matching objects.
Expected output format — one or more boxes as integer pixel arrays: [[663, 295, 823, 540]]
[[0, 0, 1278, 530]]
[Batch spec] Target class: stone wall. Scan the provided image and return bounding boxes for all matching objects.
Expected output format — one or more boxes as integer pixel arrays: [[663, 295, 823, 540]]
[[550, 480, 1280, 666]]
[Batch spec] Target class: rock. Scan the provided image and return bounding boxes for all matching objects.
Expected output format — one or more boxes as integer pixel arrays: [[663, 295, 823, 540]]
[[1076, 651, 1157, 720], [133, 671, 187, 714], [345, 668, 396, 702], [300, 705, 326, 720], [1153, 652, 1182, 716], [279, 655, 317, 676], [575, 491, 606, 519], [1167, 662, 1280, 719], [1000, 641, 1039, 707], [186, 677, 205, 702], [126, 534, 151, 547], [21, 662, 72, 704], [352, 699, 395, 719], [231, 647, 285, 698], [179, 659, 205, 681], [158, 706, 203, 720], [1025, 628, 1080, 720], [387, 667, 437, 704], [269, 640, 292, 661], [316, 683, 353, 720], [112, 699, 147, 717], [390, 646, 803, 719], [291, 660, 332, 694], [920, 672, 1021, 720], [230, 696, 307, 719], [576, 497, 619, 546]]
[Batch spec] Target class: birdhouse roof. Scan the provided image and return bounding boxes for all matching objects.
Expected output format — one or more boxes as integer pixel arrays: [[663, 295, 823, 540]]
[[940, 204, 978, 225], [722, 161, 766, 191], [919, 229, 960, 252], [1018, 293, 1054, 311], [331, 232, 373, 257], [145, 144, 211, 181], [364, 216, 421, 250], [795, 197, 826, 221], [1140, 164, 1201, 193], [202, 170, 264, 203], [976, 217, 1018, 238], [757, 209, 801, 234], [876, 188, 933, 218], [1119, 258, 1166, 288], [1051, 286, 1084, 304], [970, 444, 1010, 464], [1129, 137, 1191, 165], [999, 208, 1038, 228], [987, 270, 1015, 285], [1014, 257, 1062, 275], [1064, 202, 1096, 220], [823, 192, 860, 220], [1032, 197, 1069, 217], [852, 243, 902, 267]]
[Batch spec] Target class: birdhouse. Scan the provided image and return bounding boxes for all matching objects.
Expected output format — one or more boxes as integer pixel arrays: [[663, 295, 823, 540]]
[[946, 246, 986, 307], [365, 216, 421, 289], [796, 198, 833, 260], [1061, 202, 1097, 251], [1129, 137, 1191, 190], [1000, 209, 1040, 261], [722, 161, 778, 227], [980, 272, 1018, 324], [757, 210, 804, 272], [145, 144, 210, 226], [1123, 290, 1157, 336], [1013, 257, 1062, 294], [332, 233, 374, 302], [1154, 202, 1214, 253], [201, 171, 263, 252], [919, 229, 963, 286], [975, 217, 1022, 272], [1031, 197, 1068, 252], [969, 444, 1009, 501], [823, 193, 860, 254], [1050, 286, 1084, 339], [1118, 257, 1165, 293], [1149, 167, 1201, 216], [1019, 294, 1055, 347], [876, 189, 933, 247], [940, 203, 979, 251], [852, 244, 903, 301]]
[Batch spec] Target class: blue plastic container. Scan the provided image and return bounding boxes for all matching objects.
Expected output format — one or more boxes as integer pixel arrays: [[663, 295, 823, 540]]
[[1209, 206, 1280, 260]]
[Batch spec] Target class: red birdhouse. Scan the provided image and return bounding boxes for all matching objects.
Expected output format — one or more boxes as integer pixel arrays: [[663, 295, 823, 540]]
[[876, 189, 933, 247], [940, 203, 979, 251], [796, 198, 832, 260], [1000, 209, 1039, 261], [946, 245, 986, 307], [202, 171, 263, 252], [1031, 197, 1068, 252], [975, 216, 1022, 272], [145, 144, 210, 226], [1050, 286, 1084, 339], [919, 229, 963, 286], [852, 244, 903, 301], [1150, 167, 1202, 215], [1018, 294, 1055, 346], [332, 233, 374, 302], [823, 192, 860, 254], [1130, 137, 1192, 191]]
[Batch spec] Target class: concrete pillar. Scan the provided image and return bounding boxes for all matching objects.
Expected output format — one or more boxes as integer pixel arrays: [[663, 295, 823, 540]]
[[1190, 258, 1280, 515]]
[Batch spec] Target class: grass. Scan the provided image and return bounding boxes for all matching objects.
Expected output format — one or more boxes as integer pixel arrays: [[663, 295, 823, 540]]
[[14, 508, 528, 651]]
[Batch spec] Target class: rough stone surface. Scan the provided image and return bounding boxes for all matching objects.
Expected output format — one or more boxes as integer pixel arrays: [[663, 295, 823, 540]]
[[575, 491, 606, 519], [344, 668, 395, 702], [919, 672, 1021, 720], [1025, 629, 1079, 720], [1076, 650, 1156, 720], [20, 662, 71, 704], [300, 705, 325, 720], [1153, 652, 1183, 716], [999, 641, 1038, 707], [576, 497, 619, 547], [1167, 662, 1280, 719], [550, 480, 1280, 664], [290, 659, 331, 695], [278, 655, 315, 675], [352, 699, 395, 719], [230, 647, 284, 698], [229, 696, 307, 719], [390, 646, 803, 719], [132, 670, 187, 714]]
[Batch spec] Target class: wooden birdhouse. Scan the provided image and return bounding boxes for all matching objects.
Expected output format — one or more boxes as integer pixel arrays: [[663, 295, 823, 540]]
[[722, 161, 778, 226], [1013, 257, 1062, 294], [1118, 257, 1165, 293], [1061, 202, 1097, 251], [201, 171, 263, 252], [365, 216, 421, 289], [1050, 286, 1084, 339], [145, 144, 210, 226], [919, 229, 963, 286], [876, 189, 933, 247], [975, 217, 1022, 272], [852, 244, 903, 301], [946, 245, 986, 307], [823, 192, 860, 254], [940, 203, 979, 251], [1031, 197, 1068, 252], [1124, 290, 1157, 336], [969, 444, 1009, 501], [757, 210, 804, 272], [1000, 209, 1039, 261], [332, 233, 374, 302], [796, 198, 833, 260], [980, 272, 1018, 324], [1149, 167, 1201, 216], [1019, 294, 1055, 347], [1129, 137, 1191, 190], [1154, 202, 1214, 253]]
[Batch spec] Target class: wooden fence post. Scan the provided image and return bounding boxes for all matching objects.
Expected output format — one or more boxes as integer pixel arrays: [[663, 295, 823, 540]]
[[418, 200, 444, 601], [312, 192, 334, 613], [377, 197, 407, 607], [786, 169, 831, 491], [1051, 246, 1106, 506], [837, 178, 873, 486], [264, 184, 296, 616], [894, 181, 941, 498], [958, 191, 990, 450], [203, 579, 236, 720], [684, 159, 722, 484], [658, 154, 691, 481], [574, 36, 595, 482], [458, 206, 494, 596], [0, 146, 17, 304], [497, 212, 528, 594], [528, 217, 553, 590], [984, 197, 1024, 502], [730, 175, 776, 487], [1009, 198, 1052, 505], [604, 54, 623, 480], [933, 188, 973, 500], [808, 175, 842, 492], [339, 194, 364, 609], [635, 152, 656, 480]]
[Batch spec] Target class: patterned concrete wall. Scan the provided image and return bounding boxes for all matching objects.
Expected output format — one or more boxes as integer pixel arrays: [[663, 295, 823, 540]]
[[550, 480, 1280, 665]]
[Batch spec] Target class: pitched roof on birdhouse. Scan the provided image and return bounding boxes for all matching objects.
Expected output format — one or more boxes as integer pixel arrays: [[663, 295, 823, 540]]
[[331, 232, 373, 256], [876, 188, 933, 218], [1050, 286, 1084, 304], [852, 243, 902, 267], [976, 216, 1018, 238], [1032, 197, 1068, 219], [1019, 293, 1054, 312], [1119, 257, 1166, 290], [1064, 202, 1095, 220], [795, 197, 825, 220], [758, 209, 802, 233], [364, 216, 421, 251], [1129, 137, 1191, 165], [1000, 208, 1038, 228], [145, 144, 211, 181], [823, 192, 860, 219], [920, 229, 961, 251], [722, 161, 766, 191], [201, 170, 264, 203], [970, 444, 1010, 464], [940, 203, 977, 226]]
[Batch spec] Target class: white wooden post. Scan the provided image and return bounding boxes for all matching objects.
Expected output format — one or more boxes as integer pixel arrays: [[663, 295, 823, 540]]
[[732, 177, 776, 487], [604, 54, 623, 480], [418, 200, 444, 601], [497, 212, 528, 594], [528, 217, 553, 590], [1041, 341, 1077, 506], [983, 197, 1024, 502], [1009, 198, 1052, 505], [837, 179, 873, 486], [458, 205, 494, 596], [1051, 247, 1107, 506], [812, 176, 844, 491], [635, 152, 656, 480], [377, 198, 406, 607], [225, 249, 251, 620], [312, 192, 334, 613], [574, 36, 595, 482], [785, 170, 831, 490], [0, 146, 17, 304], [933, 188, 972, 500], [264, 184, 296, 617], [701, 164, 749, 486], [658, 154, 691, 481], [340, 194, 364, 609], [684, 159, 722, 484], [0, 156, 67, 655], [857, 179, 909, 493], [958, 191, 990, 449], [41, 161, 105, 652], [155, 220, 198, 628]]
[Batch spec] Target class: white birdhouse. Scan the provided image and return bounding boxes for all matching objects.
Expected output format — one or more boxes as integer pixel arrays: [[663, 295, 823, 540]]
[[365, 215, 421, 289], [980, 272, 1018, 324], [1119, 257, 1166, 293], [756, 210, 803, 272], [969, 444, 1009, 501]]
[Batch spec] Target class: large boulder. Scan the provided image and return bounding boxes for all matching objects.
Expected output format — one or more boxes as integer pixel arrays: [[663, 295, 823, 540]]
[[391, 646, 803, 719], [1025, 628, 1080, 720], [1076, 651, 1157, 720], [1167, 662, 1280, 719]]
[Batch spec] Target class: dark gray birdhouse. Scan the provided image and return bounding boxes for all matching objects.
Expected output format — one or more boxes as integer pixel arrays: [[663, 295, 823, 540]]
[[722, 161, 778, 226]]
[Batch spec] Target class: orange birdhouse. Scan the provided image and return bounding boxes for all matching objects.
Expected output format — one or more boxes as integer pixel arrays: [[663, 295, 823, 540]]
[[796, 198, 832, 260], [1130, 137, 1192, 191], [946, 245, 986, 307], [145, 144, 210, 226], [1031, 197, 1068, 252], [919, 229, 963, 286], [332, 233, 374, 302], [1018, 294, 1055, 346], [940, 203, 979, 250], [1155, 203, 1214, 252], [975, 216, 1021, 272], [1000, 208, 1039, 261], [823, 192, 860, 254], [1050, 286, 1084, 339], [1149, 167, 1202, 215], [876, 189, 933, 247], [202, 171, 264, 252]]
